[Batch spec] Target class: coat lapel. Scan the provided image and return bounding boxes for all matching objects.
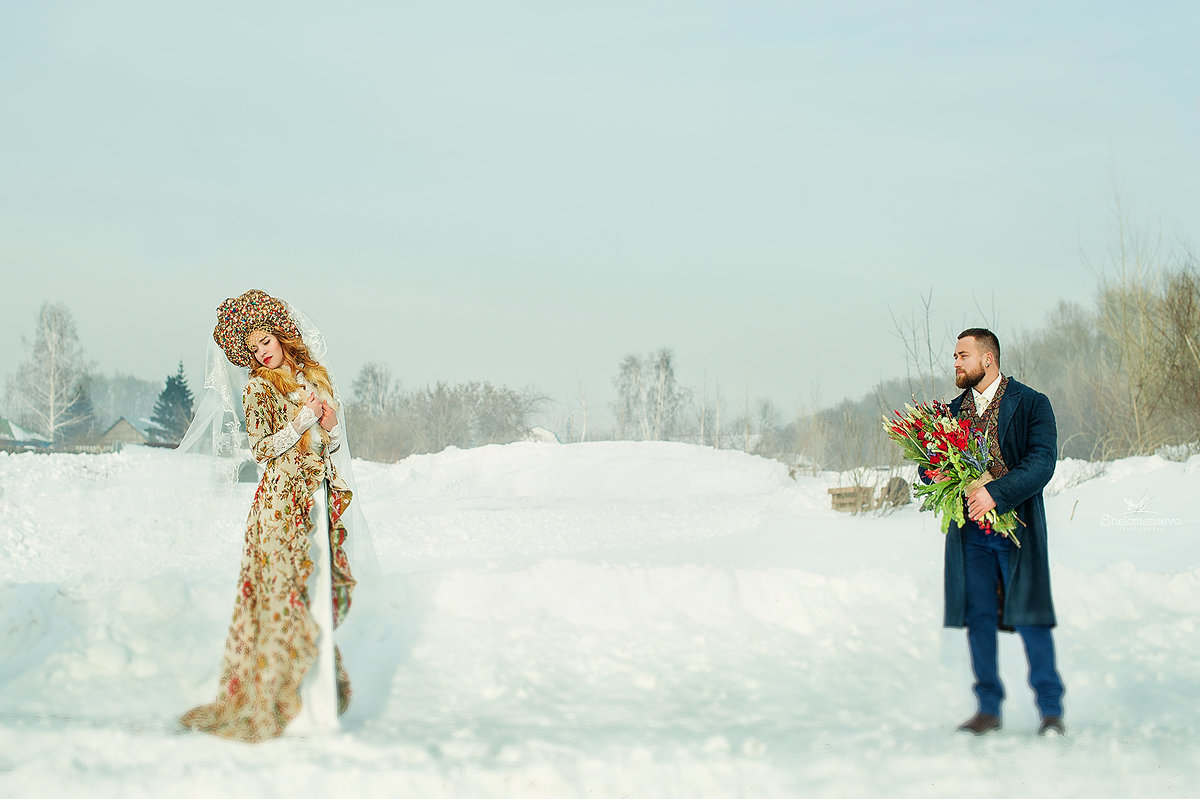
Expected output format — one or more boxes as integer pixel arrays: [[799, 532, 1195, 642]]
[[948, 389, 970, 416], [997, 378, 1021, 448]]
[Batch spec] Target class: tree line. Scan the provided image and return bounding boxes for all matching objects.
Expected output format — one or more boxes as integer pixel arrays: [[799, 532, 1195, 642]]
[[565, 237, 1200, 468], [343, 362, 545, 461], [781, 236, 1200, 468], [2, 304, 194, 447], [6, 230, 1197, 463]]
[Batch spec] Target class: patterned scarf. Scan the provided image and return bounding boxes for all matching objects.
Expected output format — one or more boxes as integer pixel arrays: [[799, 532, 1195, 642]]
[[957, 375, 1010, 479]]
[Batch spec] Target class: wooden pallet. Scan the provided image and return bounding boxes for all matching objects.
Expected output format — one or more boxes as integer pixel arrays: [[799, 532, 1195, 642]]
[[828, 477, 911, 513], [827, 486, 875, 513]]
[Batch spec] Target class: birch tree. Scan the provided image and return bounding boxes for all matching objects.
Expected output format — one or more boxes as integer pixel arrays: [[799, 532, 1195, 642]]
[[648, 349, 687, 440], [613, 354, 645, 439], [6, 303, 93, 443], [612, 349, 687, 440]]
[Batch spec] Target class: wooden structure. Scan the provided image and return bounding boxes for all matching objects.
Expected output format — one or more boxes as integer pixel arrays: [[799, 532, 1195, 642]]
[[827, 486, 876, 513], [97, 417, 152, 447], [0, 416, 50, 451], [828, 477, 912, 513]]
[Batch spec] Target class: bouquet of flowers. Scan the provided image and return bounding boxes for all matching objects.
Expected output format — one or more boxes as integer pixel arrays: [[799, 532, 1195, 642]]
[[883, 400, 1021, 546]]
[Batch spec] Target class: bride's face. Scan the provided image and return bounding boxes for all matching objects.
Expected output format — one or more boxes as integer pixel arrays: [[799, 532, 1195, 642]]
[[246, 329, 285, 369]]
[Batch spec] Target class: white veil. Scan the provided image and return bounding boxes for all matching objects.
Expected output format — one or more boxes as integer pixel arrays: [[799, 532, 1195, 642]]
[[177, 297, 380, 579]]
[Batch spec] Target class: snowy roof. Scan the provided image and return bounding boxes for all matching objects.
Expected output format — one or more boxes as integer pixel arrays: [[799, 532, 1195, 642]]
[[0, 417, 50, 442], [98, 416, 156, 440], [99, 417, 151, 444], [129, 417, 156, 439]]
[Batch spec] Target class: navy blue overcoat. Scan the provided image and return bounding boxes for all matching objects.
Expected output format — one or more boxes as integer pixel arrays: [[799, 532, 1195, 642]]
[[943, 378, 1059, 628]]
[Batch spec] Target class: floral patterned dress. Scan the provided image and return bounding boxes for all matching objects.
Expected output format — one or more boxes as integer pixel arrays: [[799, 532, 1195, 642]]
[[181, 374, 356, 743]]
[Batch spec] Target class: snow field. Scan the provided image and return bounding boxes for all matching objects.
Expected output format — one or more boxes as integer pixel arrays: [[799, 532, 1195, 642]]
[[1, 442, 1198, 797]]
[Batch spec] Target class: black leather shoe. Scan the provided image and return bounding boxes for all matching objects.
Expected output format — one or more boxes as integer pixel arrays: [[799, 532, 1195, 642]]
[[1037, 716, 1065, 736], [957, 712, 1002, 735]]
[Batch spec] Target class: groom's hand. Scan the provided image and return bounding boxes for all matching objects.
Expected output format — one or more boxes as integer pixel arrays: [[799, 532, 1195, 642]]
[[966, 486, 996, 520], [921, 467, 950, 483]]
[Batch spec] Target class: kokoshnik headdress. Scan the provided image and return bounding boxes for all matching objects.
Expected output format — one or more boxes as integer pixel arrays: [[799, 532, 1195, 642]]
[[212, 289, 303, 368]]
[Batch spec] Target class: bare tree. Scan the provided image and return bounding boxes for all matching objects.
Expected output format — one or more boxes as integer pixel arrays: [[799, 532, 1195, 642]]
[[713, 382, 722, 449], [648, 349, 688, 440], [6, 303, 93, 443], [752, 397, 783, 457], [888, 288, 945, 403], [89, 372, 159, 432], [577, 381, 589, 443], [741, 387, 752, 453], [1155, 257, 1200, 434], [469, 382, 544, 445], [1010, 300, 1105, 459], [612, 349, 687, 441], [346, 362, 409, 461], [613, 354, 644, 439], [351, 361, 397, 418], [1080, 197, 1200, 457], [346, 364, 543, 461], [781, 387, 829, 474], [694, 376, 712, 446]]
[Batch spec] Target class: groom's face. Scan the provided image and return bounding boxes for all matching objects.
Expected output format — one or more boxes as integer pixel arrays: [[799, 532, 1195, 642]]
[[954, 337, 987, 390]]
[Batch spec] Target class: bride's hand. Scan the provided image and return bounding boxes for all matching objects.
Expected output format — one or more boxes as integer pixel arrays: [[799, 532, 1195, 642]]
[[319, 401, 337, 432], [303, 392, 322, 419]]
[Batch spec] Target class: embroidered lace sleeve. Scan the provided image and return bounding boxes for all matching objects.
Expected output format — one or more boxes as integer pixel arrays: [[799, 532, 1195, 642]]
[[244, 379, 320, 463], [258, 406, 319, 459]]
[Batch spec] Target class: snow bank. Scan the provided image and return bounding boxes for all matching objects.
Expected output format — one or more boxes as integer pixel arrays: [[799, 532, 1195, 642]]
[[1, 444, 1197, 797]]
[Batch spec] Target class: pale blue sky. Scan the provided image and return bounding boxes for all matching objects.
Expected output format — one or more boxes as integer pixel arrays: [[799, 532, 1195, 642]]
[[2, 1, 1197, 428]]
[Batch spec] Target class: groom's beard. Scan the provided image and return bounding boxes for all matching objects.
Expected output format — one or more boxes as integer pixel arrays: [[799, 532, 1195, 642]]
[[955, 364, 986, 390]]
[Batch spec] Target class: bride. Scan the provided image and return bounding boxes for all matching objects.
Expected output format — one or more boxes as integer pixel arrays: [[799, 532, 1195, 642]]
[[180, 289, 360, 742]]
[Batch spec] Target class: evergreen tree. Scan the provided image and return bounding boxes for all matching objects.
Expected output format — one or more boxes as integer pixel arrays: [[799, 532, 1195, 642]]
[[149, 362, 195, 444]]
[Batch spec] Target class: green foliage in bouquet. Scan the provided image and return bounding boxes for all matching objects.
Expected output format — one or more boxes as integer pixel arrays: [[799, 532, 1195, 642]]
[[883, 401, 1021, 547]]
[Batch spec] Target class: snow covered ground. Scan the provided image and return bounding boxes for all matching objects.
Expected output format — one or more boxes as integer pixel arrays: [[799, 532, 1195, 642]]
[[1, 442, 1197, 798]]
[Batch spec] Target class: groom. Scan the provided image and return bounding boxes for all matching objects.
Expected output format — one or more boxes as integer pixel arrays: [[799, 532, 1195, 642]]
[[932, 328, 1066, 736]]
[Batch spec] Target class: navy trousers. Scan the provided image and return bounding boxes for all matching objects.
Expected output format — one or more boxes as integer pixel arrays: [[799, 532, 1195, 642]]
[[963, 524, 1064, 718]]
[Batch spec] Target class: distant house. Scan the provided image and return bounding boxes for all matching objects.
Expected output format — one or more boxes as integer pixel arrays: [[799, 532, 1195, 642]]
[[97, 417, 155, 447], [0, 417, 50, 449], [525, 426, 561, 444], [0, 417, 22, 443]]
